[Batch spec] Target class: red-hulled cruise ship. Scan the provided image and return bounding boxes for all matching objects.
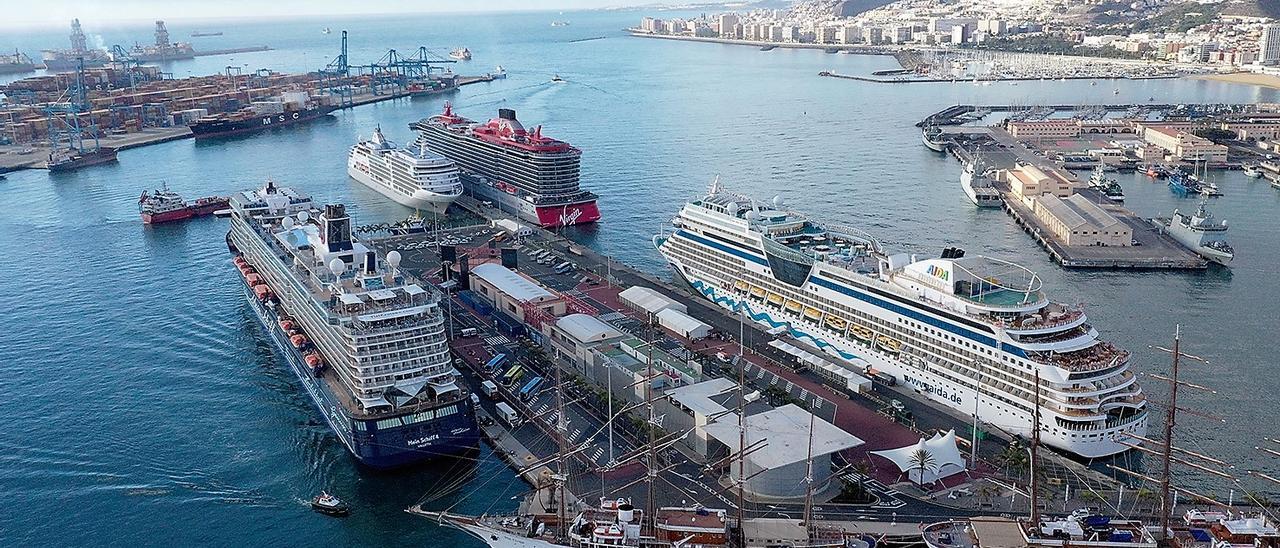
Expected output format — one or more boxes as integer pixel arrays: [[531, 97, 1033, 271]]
[[411, 103, 600, 228]]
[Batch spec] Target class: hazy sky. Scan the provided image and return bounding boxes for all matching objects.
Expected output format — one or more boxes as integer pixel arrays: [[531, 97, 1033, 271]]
[[3, 1, 629, 28]]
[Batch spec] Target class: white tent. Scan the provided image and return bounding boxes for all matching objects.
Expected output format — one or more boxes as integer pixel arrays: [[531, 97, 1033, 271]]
[[869, 429, 967, 485], [655, 308, 712, 339], [619, 286, 687, 315]]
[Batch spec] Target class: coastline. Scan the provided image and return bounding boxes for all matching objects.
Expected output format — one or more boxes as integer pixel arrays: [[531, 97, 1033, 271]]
[[1190, 71, 1280, 90], [624, 29, 898, 55]]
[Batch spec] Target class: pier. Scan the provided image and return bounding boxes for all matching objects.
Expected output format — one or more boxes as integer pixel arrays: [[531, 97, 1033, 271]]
[[368, 196, 1131, 522], [927, 106, 1210, 269]]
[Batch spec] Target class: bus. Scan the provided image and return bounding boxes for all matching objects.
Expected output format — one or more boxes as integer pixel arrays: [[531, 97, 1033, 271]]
[[484, 353, 508, 373], [519, 376, 544, 402]]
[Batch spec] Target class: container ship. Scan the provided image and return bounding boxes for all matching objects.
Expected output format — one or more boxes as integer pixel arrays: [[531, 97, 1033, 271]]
[[41, 19, 109, 72], [654, 181, 1148, 458], [189, 92, 335, 139], [0, 50, 36, 75], [347, 126, 463, 214], [411, 103, 600, 228], [138, 184, 229, 224], [226, 180, 479, 468]]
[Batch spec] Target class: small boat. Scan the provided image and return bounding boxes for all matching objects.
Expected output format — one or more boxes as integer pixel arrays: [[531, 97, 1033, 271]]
[[321, 27, 331, 35], [489, 65, 507, 79], [1243, 163, 1262, 178], [311, 492, 350, 517], [551, 74, 565, 83], [550, 21, 570, 27], [449, 47, 472, 61]]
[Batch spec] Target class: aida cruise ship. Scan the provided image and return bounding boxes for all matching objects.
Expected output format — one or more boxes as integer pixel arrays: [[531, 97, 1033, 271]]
[[347, 127, 463, 214], [655, 182, 1147, 458]]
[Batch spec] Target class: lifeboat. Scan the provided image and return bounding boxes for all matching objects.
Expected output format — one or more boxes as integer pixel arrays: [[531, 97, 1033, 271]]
[[825, 316, 847, 332], [233, 256, 246, 267], [246, 274, 264, 286], [733, 280, 749, 293], [784, 300, 803, 314], [290, 334, 308, 348], [749, 286, 767, 299], [279, 320, 294, 331], [875, 336, 902, 354], [766, 293, 784, 306], [849, 324, 873, 342], [253, 284, 271, 300], [803, 307, 822, 321]]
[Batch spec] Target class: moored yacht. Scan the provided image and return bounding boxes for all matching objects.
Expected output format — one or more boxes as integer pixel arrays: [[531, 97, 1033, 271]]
[[347, 126, 463, 214], [655, 181, 1148, 458]]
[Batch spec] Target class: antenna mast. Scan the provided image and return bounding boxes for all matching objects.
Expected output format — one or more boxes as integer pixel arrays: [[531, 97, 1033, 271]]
[[554, 334, 568, 540], [644, 312, 657, 538], [1159, 326, 1181, 540], [736, 311, 747, 546], [802, 409, 817, 541]]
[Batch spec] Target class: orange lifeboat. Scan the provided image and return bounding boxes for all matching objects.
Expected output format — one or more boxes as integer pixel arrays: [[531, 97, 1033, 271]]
[[279, 320, 294, 331], [246, 274, 264, 286], [253, 285, 271, 299], [290, 334, 308, 348], [233, 257, 246, 267], [304, 353, 322, 367]]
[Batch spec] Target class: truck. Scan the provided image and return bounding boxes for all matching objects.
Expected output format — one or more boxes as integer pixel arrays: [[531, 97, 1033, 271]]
[[495, 402, 520, 427], [460, 327, 478, 337], [519, 376, 544, 402], [481, 380, 499, 398]]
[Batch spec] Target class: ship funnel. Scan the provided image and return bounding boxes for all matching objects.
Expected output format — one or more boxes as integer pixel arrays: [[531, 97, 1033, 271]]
[[617, 503, 635, 523], [498, 108, 517, 121], [364, 250, 377, 274], [321, 204, 353, 253]]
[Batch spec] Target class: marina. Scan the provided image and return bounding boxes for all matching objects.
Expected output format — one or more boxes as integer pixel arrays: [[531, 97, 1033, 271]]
[[7, 9, 1280, 548]]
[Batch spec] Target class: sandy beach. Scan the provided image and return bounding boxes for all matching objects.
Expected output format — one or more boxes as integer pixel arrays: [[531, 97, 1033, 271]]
[[1191, 71, 1280, 89]]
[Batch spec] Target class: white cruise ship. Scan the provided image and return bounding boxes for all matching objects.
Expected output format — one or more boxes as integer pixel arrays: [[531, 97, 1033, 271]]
[[347, 127, 463, 214], [654, 181, 1147, 458]]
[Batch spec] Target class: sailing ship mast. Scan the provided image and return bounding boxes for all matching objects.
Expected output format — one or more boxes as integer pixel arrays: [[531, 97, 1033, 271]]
[[802, 409, 817, 542], [1030, 367, 1042, 528]]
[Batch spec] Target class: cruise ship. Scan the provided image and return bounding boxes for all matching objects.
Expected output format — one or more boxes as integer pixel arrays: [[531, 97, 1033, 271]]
[[654, 182, 1148, 458], [347, 127, 463, 214], [411, 103, 600, 228], [226, 180, 479, 468]]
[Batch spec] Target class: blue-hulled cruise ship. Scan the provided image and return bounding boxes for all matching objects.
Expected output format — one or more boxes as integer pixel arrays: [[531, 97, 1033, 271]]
[[655, 181, 1147, 458], [226, 181, 478, 468]]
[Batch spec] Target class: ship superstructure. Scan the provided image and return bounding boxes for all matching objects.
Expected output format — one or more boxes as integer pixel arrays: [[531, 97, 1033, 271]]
[[42, 19, 109, 72], [412, 103, 600, 228], [654, 181, 1148, 458], [226, 180, 478, 468], [127, 21, 195, 62], [347, 126, 463, 214]]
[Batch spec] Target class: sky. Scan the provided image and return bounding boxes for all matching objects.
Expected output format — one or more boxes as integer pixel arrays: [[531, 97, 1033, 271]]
[[0, 0, 631, 29]]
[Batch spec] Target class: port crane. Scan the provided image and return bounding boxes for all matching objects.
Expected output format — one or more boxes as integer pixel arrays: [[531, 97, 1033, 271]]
[[43, 56, 101, 160]]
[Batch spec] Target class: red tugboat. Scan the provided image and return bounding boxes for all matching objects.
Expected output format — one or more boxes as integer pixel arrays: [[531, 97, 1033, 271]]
[[139, 184, 230, 224]]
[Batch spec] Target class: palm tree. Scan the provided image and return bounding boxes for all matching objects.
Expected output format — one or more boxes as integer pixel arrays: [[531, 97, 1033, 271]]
[[909, 448, 937, 487]]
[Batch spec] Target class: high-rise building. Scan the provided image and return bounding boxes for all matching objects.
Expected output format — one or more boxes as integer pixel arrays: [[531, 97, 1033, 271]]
[[1260, 23, 1280, 63], [718, 13, 740, 38]]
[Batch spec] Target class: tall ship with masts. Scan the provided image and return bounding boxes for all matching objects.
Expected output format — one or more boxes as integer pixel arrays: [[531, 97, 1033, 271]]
[[411, 103, 600, 228], [226, 180, 479, 468], [653, 181, 1148, 458]]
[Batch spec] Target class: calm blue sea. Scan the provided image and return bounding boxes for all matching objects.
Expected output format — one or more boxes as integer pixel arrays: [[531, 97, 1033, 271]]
[[2, 9, 1279, 546]]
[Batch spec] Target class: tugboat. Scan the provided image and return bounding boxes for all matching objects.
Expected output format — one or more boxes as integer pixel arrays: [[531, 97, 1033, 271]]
[[311, 492, 350, 517], [449, 47, 471, 60], [139, 184, 230, 224], [47, 146, 118, 172], [1160, 199, 1234, 265]]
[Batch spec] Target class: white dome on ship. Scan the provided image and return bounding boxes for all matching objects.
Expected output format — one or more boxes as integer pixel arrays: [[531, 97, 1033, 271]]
[[726, 202, 740, 216], [772, 195, 784, 209]]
